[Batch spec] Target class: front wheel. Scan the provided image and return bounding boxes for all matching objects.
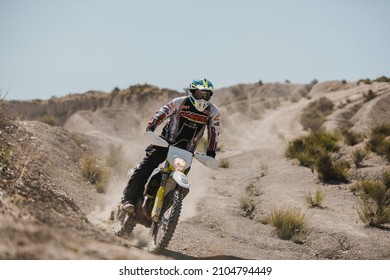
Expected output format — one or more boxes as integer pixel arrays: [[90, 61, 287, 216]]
[[148, 189, 182, 254]]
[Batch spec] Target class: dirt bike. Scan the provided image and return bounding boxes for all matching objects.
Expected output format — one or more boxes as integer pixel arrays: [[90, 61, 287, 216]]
[[116, 131, 219, 254]]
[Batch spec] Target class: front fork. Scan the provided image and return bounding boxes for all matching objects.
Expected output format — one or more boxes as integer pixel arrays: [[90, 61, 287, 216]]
[[151, 162, 170, 222]]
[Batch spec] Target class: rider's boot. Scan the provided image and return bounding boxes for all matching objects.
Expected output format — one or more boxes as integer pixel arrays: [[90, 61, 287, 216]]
[[121, 201, 135, 214]]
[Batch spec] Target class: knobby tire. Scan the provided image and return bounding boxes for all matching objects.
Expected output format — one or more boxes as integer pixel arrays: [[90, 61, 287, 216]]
[[149, 189, 182, 254]]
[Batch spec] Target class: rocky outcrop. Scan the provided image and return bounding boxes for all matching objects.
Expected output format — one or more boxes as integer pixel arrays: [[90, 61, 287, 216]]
[[7, 85, 181, 126], [8, 91, 110, 125]]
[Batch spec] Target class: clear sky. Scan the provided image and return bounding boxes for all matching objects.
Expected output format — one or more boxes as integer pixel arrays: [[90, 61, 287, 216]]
[[0, 0, 389, 100]]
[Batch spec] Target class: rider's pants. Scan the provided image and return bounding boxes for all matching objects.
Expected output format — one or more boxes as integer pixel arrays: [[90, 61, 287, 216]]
[[122, 145, 168, 205]]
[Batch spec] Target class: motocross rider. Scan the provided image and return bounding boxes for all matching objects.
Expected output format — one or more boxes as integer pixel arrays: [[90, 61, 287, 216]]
[[121, 78, 221, 214]]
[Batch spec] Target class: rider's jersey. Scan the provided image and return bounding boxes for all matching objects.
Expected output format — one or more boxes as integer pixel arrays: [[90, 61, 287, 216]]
[[147, 96, 221, 155]]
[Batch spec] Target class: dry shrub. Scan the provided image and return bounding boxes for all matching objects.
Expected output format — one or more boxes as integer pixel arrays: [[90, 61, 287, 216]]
[[382, 171, 390, 189], [246, 183, 260, 197], [216, 144, 224, 152], [357, 179, 390, 227], [38, 115, 59, 126], [0, 90, 10, 130], [367, 123, 390, 163], [80, 156, 111, 193], [342, 129, 364, 146], [219, 157, 230, 168], [352, 149, 369, 168], [286, 131, 349, 183], [286, 132, 339, 165], [349, 183, 360, 195], [268, 207, 307, 243], [0, 142, 11, 173], [239, 196, 255, 218], [357, 79, 372, 85], [316, 154, 350, 183], [374, 76, 390, 83], [258, 157, 268, 178], [363, 90, 377, 102], [0, 92, 11, 173], [300, 97, 334, 132], [304, 187, 326, 208]]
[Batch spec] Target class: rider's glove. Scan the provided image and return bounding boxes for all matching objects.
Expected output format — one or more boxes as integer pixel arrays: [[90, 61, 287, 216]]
[[146, 125, 155, 132], [207, 150, 216, 158]]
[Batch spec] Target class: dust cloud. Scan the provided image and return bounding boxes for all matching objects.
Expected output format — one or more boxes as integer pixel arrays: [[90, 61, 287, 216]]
[[88, 134, 215, 243], [182, 160, 213, 220]]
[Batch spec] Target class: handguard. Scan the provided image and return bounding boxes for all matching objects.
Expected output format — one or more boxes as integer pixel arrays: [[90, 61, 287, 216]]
[[144, 131, 169, 147], [194, 152, 219, 169]]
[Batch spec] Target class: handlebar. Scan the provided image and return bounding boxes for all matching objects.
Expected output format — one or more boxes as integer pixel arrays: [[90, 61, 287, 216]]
[[143, 131, 219, 169]]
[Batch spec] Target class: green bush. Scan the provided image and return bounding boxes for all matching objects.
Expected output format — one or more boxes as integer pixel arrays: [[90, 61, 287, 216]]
[[315, 153, 349, 183], [352, 149, 369, 168], [357, 79, 372, 85], [111, 87, 121, 94], [286, 131, 349, 183], [363, 90, 377, 102], [374, 76, 390, 83], [367, 123, 390, 163], [357, 179, 390, 227], [368, 134, 385, 153], [382, 171, 390, 189], [341, 129, 364, 146], [286, 132, 339, 167]]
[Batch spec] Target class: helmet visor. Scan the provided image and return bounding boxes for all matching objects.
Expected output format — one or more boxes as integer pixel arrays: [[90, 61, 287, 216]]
[[193, 90, 212, 101]]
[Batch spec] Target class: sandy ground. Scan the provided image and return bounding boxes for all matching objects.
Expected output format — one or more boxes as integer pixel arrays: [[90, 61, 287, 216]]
[[1, 81, 390, 259]]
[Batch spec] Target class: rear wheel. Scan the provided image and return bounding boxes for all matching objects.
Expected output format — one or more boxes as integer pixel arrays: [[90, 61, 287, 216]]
[[148, 189, 182, 254]]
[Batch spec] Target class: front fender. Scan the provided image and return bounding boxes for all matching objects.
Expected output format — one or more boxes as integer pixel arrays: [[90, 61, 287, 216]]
[[170, 171, 191, 189]]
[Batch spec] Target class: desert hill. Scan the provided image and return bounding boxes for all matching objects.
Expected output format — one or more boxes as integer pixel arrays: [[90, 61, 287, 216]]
[[1, 79, 390, 259]]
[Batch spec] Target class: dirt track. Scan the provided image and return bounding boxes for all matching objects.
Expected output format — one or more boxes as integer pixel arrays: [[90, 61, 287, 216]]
[[161, 94, 390, 260], [1, 81, 390, 259]]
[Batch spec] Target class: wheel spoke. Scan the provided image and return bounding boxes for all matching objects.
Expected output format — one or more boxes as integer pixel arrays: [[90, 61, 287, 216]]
[[149, 190, 182, 254]]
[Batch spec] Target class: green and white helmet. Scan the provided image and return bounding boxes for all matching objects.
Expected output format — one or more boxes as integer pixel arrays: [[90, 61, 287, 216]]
[[188, 78, 214, 112]]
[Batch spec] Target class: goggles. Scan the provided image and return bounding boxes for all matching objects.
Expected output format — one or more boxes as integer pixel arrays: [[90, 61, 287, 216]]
[[193, 90, 212, 101]]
